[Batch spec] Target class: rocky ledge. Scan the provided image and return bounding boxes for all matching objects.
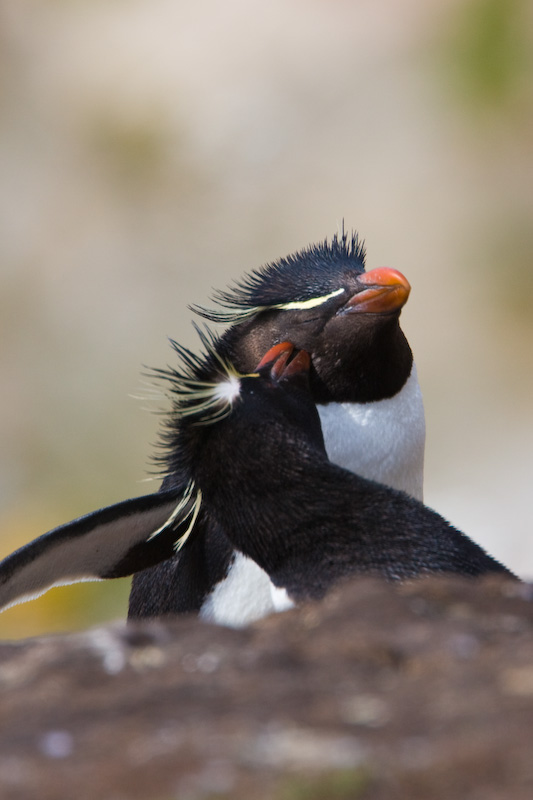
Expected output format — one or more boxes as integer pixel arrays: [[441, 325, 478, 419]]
[[1, 576, 532, 800]]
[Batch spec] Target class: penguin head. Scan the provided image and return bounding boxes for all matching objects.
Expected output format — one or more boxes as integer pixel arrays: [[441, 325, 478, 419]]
[[195, 231, 413, 403], [155, 334, 326, 509]]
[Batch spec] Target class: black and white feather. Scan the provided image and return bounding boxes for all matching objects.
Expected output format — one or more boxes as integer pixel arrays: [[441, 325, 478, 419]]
[[0, 327, 244, 613], [0, 491, 181, 612]]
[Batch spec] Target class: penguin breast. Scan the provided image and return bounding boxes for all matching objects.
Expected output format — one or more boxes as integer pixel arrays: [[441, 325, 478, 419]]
[[317, 364, 426, 500], [199, 552, 275, 627]]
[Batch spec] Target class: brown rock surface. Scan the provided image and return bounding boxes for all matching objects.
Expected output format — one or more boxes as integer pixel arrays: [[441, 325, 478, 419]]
[[1, 576, 533, 800]]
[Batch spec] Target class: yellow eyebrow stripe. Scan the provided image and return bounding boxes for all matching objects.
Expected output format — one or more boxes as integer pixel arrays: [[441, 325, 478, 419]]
[[191, 287, 347, 324], [273, 288, 345, 312]]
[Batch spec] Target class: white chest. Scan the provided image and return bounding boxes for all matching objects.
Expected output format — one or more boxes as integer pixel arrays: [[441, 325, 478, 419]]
[[199, 552, 275, 626], [318, 365, 425, 502], [200, 366, 426, 627]]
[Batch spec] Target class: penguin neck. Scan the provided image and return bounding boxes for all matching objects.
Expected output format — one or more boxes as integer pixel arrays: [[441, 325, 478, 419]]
[[318, 364, 425, 501], [310, 318, 414, 404], [192, 412, 329, 577]]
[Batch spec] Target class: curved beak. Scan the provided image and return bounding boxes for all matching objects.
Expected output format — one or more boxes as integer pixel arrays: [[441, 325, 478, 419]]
[[256, 341, 294, 375], [343, 267, 411, 314], [255, 341, 311, 381]]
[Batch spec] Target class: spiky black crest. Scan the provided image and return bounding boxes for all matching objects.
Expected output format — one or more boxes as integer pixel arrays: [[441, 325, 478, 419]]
[[192, 229, 366, 324]]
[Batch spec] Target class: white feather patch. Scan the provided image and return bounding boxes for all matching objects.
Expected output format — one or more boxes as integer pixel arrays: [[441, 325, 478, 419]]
[[270, 585, 295, 612], [199, 552, 274, 628], [318, 364, 426, 500], [212, 374, 241, 405]]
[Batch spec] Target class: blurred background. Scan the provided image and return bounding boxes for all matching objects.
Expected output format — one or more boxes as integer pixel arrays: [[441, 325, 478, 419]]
[[0, 0, 531, 638]]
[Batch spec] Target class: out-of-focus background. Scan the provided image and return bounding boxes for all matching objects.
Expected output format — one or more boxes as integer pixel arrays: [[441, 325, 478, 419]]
[[0, 0, 531, 638]]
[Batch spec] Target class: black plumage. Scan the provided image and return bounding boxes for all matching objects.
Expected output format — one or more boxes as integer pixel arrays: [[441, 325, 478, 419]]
[[179, 343, 514, 601], [0, 230, 465, 621], [129, 230, 418, 619]]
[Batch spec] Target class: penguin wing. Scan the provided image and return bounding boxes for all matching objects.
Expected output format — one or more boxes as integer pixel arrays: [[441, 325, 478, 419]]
[[0, 490, 185, 612]]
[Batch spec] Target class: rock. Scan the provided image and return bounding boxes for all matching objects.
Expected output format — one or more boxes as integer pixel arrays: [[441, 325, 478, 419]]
[[0, 576, 532, 799]]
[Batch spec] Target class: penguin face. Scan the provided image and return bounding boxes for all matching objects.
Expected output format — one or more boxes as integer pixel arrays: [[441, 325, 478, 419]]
[[198, 233, 414, 404]]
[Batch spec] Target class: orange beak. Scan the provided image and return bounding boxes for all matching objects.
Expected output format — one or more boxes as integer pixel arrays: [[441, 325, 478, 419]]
[[255, 342, 311, 380], [256, 341, 294, 375], [345, 267, 411, 314]]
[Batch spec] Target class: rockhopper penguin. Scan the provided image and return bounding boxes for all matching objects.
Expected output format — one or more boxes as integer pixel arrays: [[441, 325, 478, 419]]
[[181, 341, 514, 602], [129, 231, 426, 623], [0, 231, 430, 622], [145, 339, 515, 607]]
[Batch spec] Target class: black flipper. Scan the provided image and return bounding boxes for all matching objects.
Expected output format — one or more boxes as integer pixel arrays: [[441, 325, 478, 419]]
[[0, 490, 185, 612]]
